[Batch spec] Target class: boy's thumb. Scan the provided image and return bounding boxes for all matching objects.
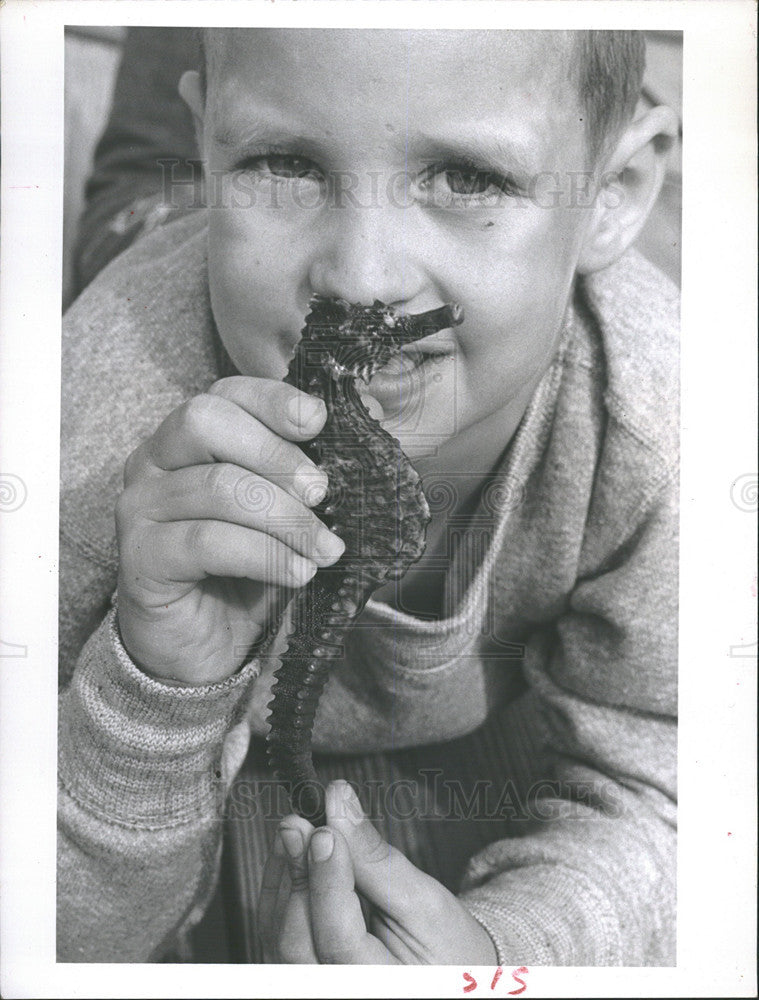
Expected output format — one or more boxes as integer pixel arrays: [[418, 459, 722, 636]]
[[325, 780, 422, 913]]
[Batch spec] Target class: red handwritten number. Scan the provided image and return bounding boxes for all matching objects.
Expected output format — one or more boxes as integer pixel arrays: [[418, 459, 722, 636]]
[[463, 966, 528, 994], [508, 966, 529, 996], [463, 972, 478, 993]]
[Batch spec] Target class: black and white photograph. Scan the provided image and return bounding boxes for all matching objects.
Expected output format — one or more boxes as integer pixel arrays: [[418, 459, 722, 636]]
[[0, 2, 756, 997]]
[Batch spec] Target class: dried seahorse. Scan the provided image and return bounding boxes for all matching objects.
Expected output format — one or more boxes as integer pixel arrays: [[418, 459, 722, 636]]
[[266, 295, 463, 826]]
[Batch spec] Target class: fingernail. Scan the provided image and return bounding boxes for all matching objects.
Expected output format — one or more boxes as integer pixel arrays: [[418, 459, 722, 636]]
[[294, 463, 328, 506], [288, 555, 318, 586], [309, 829, 334, 862], [316, 527, 345, 563], [334, 780, 364, 826], [280, 826, 304, 859], [288, 394, 325, 429]]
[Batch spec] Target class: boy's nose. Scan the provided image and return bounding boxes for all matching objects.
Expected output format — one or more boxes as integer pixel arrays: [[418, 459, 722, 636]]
[[307, 199, 425, 309]]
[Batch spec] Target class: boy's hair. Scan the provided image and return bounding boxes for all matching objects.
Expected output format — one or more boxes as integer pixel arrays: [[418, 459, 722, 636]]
[[573, 31, 646, 162], [196, 29, 645, 165]]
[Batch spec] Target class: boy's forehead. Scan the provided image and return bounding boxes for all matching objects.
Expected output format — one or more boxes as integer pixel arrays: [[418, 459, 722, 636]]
[[205, 29, 585, 172], [210, 28, 575, 107]]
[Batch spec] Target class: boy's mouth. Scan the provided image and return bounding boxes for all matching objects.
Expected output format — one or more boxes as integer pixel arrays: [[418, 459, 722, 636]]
[[360, 338, 456, 415]]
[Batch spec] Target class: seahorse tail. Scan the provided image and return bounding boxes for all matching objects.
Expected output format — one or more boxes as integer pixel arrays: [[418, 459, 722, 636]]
[[265, 570, 368, 826], [266, 652, 331, 825]]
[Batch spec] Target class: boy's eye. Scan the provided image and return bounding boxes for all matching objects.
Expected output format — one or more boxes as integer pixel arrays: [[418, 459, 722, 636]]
[[238, 153, 322, 181], [416, 163, 519, 206], [445, 169, 498, 195]]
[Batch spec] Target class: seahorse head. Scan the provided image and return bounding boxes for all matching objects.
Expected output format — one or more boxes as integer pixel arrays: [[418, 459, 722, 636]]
[[302, 295, 463, 383]]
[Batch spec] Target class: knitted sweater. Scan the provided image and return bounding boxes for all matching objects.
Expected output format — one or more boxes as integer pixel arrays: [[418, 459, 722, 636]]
[[57, 211, 679, 965]]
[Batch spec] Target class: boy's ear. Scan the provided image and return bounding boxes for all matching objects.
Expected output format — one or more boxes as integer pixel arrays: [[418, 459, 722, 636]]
[[577, 105, 679, 275], [179, 69, 204, 126]]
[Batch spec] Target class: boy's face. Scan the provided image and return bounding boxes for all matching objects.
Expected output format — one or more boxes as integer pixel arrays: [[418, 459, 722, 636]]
[[202, 30, 595, 470]]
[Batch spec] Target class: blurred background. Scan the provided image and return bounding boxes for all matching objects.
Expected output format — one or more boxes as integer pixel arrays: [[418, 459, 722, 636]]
[[63, 27, 127, 308]]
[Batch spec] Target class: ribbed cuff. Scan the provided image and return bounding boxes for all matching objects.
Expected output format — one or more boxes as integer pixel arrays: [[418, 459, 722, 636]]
[[59, 609, 260, 829], [460, 864, 624, 966]]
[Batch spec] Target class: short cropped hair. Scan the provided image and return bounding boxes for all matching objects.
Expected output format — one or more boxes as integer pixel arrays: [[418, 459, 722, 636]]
[[572, 31, 646, 161], [197, 29, 645, 164]]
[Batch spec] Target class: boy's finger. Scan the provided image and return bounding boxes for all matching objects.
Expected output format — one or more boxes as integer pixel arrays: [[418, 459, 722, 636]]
[[122, 464, 345, 567], [325, 781, 438, 922], [257, 830, 288, 961], [207, 376, 328, 440], [133, 518, 319, 589], [144, 391, 328, 507], [276, 816, 319, 964], [307, 827, 396, 964]]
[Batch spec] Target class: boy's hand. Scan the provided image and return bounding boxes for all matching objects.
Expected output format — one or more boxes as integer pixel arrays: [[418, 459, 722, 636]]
[[115, 376, 345, 684], [259, 781, 500, 964]]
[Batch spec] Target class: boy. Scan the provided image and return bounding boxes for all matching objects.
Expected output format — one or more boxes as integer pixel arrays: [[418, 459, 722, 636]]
[[58, 29, 679, 965]]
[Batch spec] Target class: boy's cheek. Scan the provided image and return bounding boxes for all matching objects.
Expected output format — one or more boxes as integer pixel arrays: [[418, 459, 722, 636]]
[[208, 250, 295, 378], [208, 205, 312, 306]]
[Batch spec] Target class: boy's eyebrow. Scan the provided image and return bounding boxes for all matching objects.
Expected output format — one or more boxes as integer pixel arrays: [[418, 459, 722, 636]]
[[412, 129, 539, 179], [212, 121, 310, 152], [213, 118, 541, 178]]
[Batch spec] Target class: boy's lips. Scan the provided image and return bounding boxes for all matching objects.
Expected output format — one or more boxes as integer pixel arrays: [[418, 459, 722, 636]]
[[360, 337, 456, 414]]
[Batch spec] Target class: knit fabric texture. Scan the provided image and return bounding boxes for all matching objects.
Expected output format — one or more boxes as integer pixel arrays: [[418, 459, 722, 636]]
[[58, 211, 679, 965]]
